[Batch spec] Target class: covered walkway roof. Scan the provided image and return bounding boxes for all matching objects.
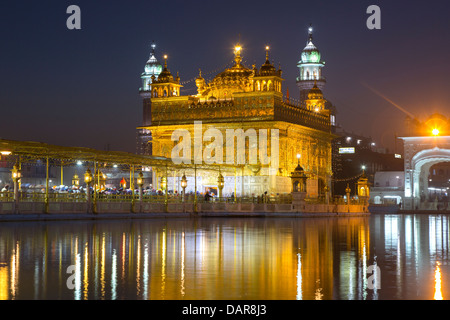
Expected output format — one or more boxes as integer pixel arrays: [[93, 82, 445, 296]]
[[0, 138, 243, 172]]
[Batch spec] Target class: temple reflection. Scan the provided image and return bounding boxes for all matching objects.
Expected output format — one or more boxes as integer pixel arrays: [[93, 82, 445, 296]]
[[0, 215, 448, 300]]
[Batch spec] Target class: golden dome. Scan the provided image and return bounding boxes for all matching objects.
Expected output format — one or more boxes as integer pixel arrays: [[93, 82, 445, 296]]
[[197, 45, 253, 98], [259, 46, 277, 75], [154, 55, 177, 83], [307, 80, 323, 99]]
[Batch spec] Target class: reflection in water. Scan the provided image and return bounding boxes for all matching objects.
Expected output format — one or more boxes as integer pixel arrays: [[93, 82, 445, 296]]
[[434, 262, 443, 300], [296, 253, 302, 300], [0, 215, 448, 300]]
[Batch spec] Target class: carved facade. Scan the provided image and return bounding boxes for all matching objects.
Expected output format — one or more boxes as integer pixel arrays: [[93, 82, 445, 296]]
[[138, 44, 335, 197]]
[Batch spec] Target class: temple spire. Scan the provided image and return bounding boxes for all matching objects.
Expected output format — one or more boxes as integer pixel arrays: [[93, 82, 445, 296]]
[[308, 24, 313, 44], [150, 40, 156, 54], [234, 44, 242, 66]]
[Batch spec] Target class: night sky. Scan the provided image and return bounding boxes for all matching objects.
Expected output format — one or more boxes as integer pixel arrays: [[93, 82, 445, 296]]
[[1, 0, 449, 154]]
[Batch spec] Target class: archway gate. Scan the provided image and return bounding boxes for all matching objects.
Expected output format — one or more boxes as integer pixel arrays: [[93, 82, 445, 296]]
[[400, 135, 450, 210]]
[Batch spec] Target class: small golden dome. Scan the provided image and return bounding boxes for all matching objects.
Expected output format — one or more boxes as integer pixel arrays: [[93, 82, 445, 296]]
[[308, 80, 323, 99]]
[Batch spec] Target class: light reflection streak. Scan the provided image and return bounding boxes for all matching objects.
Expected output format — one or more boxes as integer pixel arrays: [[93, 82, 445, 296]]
[[10, 242, 17, 299], [74, 253, 81, 300], [362, 244, 367, 300], [296, 253, 302, 300], [161, 230, 166, 299], [434, 262, 443, 300], [181, 232, 185, 297], [58, 242, 62, 293], [83, 242, 89, 300], [121, 233, 126, 282], [143, 241, 149, 299], [100, 233, 105, 299], [112, 249, 117, 300], [0, 262, 8, 300], [136, 236, 141, 296], [34, 258, 39, 299]]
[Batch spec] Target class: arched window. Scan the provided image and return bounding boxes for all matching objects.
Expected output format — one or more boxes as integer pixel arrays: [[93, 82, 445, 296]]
[[262, 81, 267, 91], [153, 89, 158, 97], [306, 71, 310, 79], [268, 80, 273, 91], [256, 81, 261, 91]]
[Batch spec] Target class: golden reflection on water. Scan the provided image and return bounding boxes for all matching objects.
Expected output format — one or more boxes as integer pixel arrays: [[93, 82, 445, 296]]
[[434, 262, 443, 300], [0, 215, 448, 300]]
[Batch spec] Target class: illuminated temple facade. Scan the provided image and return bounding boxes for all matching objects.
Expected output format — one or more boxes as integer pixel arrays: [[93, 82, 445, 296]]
[[137, 30, 335, 197]]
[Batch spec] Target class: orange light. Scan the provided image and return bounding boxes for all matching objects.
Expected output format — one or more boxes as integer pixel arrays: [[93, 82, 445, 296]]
[[432, 128, 440, 136]]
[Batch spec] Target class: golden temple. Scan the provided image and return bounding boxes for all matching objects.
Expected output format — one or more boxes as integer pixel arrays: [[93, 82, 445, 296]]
[[138, 42, 335, 198]]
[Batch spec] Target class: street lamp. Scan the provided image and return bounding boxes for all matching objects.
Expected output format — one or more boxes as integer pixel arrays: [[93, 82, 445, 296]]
[[324, 185, 330, 205], [11, 163, 21, 182], [345, 183, 351, 205], [137, 171, 144, 187], [137, 171, 144, 212], [11, 163, 21, 214], [217, 171, 224, 199], [161, 176, 167, 193], [84, 168, 93, 213], [181, 174, 187, 201]]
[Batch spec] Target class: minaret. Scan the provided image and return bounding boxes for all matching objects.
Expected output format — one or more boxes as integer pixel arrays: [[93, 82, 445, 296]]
[[296, 25, 326, 105], [140, 41, 162, 126], [137, 41, 162, 155]]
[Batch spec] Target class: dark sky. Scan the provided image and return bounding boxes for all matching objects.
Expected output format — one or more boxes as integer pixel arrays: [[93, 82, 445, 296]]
[[1, 0, 449, 154]]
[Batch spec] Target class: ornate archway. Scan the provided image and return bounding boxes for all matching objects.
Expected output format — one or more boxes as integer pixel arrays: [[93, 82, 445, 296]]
[[401, 139, 450, 210]]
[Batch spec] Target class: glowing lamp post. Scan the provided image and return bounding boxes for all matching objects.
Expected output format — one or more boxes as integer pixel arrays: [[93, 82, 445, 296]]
[[217, 172, 224, 199], [11, 163, 21, 214], [136, 171, 144, 212], [324, 185, 330, 205], [345, 183, 351, 205], [181, 174, 187, 202], [161, 176, 167, 193], [84, 168, 93, 213], [137, 172, 144, 188]]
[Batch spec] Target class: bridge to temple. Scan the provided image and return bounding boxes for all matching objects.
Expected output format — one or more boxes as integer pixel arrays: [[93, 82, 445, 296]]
[[0, 138, 368, 216]]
